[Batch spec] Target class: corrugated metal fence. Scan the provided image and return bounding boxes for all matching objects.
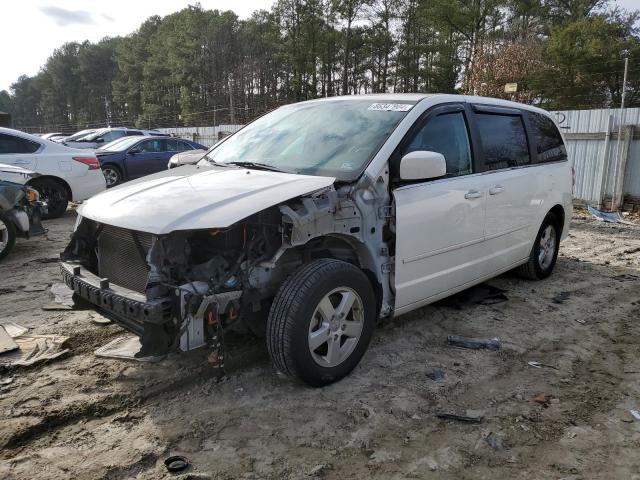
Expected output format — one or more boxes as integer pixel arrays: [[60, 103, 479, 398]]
[[552, 107, 640, 210], [158, 124, 244, 147]]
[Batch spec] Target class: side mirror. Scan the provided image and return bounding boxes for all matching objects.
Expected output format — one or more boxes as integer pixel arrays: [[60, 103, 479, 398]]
[[129, 148, 140, 155], [95, 138, 104, 144], [399, 150, 446, 181]]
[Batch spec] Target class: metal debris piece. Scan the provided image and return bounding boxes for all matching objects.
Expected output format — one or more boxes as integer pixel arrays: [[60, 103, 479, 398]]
[[0, 325, 18, 354], [426, 370, 446, 381], [0, 321, 28, 338], [0, 333, 70, 366], [94, 335, 165, 363], [164, 455, 189, 473], [485, 432, 504, 450], [552, 291, 571, 304], [43, 282, 75, 310], [587, 206, 632, 224], [527, 361, 559, 370], [436, 412, 483, 423], [91, 315, 112, 325], [447, 335, 501, 351]]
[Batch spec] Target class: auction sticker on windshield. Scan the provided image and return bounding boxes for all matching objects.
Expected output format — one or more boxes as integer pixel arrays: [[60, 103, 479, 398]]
[[368, 103, 413, 112]]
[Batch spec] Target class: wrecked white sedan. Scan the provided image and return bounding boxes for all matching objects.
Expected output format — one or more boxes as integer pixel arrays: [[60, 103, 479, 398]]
[[0, 164, 46, 261], [60, 94, 572, 386]]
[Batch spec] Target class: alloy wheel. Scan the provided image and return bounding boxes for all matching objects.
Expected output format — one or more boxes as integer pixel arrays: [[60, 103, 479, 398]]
[[308, 287, 364, 368], [538, 224, 556, 270], [0, 218, 8, 255], [102, 167, 120, 187]]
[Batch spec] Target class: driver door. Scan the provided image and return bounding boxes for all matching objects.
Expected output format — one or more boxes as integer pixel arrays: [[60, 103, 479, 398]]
[[393, 104, 488, 313], [125, 139, 166, 179]]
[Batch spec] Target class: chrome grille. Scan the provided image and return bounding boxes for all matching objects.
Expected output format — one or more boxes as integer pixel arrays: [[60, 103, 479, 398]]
[[97, 226, 152, 293]]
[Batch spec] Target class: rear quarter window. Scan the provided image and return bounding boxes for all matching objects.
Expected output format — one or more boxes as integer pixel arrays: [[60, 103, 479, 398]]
[[0, 133, 40, 154], [529, 112, 567, 163]]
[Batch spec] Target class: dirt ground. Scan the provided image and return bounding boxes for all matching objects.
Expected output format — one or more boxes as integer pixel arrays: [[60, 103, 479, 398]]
[[0, 208, 639, 480]]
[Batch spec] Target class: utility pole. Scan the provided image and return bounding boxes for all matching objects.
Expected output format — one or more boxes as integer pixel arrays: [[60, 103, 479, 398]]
[[228, 76, 235, 125], [611, 52, 629, 211]]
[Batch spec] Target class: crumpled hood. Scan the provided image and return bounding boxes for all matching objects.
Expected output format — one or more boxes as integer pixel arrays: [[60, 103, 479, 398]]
[[78, 165, 335, 234]]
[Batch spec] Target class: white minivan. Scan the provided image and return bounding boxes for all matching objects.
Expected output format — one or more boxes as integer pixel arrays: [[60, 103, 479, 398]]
[[61, 94, 572, 386]]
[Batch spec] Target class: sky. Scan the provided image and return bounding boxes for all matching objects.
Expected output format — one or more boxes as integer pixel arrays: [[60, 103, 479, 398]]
[[0, 0, 275, 91], [1, 0, 639, 92]]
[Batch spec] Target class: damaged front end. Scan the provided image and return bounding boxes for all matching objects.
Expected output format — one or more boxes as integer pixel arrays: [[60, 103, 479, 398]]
[[0, 170, 47, 260], [61, 206, 284, 358], [59, 161, 393, 363]]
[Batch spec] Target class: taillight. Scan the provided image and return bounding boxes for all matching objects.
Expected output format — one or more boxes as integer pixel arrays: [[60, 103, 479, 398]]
[[73, 156, 100, 170], [571, 166, 576, 193]]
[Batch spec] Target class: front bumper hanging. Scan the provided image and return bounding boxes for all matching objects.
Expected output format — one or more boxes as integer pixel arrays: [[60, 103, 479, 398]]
[[60, 261, 173, 335]]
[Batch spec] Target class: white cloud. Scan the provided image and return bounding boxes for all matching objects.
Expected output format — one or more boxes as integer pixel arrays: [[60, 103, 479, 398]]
[[1, 0, 274, 91], [40, 6, 97, 26]]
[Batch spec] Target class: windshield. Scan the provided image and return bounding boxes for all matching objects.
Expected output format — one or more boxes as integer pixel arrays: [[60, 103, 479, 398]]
[[100, 136, 141, 151], [81, 129, 109, 141], [202, 99, 415, 180], [65, 129, 96, 141]]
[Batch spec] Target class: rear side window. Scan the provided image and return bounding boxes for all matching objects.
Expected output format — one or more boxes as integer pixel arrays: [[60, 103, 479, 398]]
[[403, 111, 472, 177], [166, 139, 192, 152], [476, 113, 530, 170], [127, 130, 143, 136], [178, 140, 194, 151], [0, 133, 40, 154], [529, 112, 567, 163], [138, 139, 164, 153], [102, 131, 126, 143]]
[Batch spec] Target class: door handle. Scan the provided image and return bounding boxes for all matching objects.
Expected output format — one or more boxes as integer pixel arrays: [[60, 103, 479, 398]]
[[489, 185, 504, 195], [464, 190, 483, 200]]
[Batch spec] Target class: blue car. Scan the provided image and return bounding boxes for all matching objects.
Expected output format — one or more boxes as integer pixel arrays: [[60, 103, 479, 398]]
[[95, 136, 207, 187]]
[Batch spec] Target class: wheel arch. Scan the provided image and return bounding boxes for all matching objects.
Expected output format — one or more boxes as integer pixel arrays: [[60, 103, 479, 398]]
[[101, 162, 124, 183], [27, 175, 73, 200], [548, 204, 565, 236], [281, 233, 383, 316]]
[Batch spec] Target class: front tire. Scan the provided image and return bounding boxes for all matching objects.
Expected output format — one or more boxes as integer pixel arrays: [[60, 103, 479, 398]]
[[102, 164, 122, 187], [516, 212, 560, 280], [0, 212, 17, 261], [31, 178, 69, 219], [267, 259, 376, 387]]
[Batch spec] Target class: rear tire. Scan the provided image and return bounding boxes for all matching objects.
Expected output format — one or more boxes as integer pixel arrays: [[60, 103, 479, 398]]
[[267, 259, 376, 387], [31, 178, 69, 219], [0, 212, 17, 261], [516, 212, 560, 280]]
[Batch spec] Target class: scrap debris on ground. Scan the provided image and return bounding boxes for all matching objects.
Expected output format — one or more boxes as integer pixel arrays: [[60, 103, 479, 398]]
[[0, 208, 639, 479]]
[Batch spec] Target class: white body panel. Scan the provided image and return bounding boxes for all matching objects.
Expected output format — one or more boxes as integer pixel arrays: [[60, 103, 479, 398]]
[[384, 95, 573, 316], [393, 174, 487, 308], [0, 163, 34, 185], [78, 165, 335, 234], [0, 127, 106, 202]]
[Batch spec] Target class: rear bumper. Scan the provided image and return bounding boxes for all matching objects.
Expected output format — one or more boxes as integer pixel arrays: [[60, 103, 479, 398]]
[[60, 261, 173, 335], [69, 171, 106, 202]]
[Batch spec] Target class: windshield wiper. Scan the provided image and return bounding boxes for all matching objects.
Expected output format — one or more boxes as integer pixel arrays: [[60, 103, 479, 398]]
[[227, 161, 290, 173]]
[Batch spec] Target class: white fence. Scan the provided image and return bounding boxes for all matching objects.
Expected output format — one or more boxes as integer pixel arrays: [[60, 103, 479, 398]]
[[157, 124, 244, 147], [552, 108, 640, 210]]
